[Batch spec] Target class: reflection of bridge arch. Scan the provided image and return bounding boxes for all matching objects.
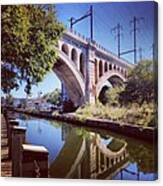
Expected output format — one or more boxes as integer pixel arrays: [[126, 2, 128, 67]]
[[88, 134, 128, 179], [50, 126, 129, 179]]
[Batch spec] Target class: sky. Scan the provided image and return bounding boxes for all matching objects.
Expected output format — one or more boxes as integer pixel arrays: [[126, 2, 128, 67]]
[[2, 1, 156, 98]]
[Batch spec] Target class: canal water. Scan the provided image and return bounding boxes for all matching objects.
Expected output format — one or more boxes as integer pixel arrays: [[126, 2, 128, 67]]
[[17, 114, 157, 180]]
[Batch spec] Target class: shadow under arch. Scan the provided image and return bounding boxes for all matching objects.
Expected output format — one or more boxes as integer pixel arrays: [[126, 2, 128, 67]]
[[97, 72, 126, 104]]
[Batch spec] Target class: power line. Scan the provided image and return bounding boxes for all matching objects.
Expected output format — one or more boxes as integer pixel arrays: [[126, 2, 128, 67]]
[[119, 16, 144, 64], [111, 23, 123, 57]]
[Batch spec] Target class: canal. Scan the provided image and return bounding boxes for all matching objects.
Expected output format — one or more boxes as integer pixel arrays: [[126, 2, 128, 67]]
[[17, 114, 157, 180]]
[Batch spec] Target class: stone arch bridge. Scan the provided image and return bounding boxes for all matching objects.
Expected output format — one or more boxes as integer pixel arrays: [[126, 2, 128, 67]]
[[53, 30, 133, 107]]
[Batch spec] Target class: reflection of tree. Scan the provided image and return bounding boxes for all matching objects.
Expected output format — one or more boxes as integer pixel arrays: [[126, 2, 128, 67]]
[[75, 128, 90, 140], [49, 120, 62, 128], [127, 142, 157, 173], [107, 138, 125, 152], [89, 127, 157, 174]]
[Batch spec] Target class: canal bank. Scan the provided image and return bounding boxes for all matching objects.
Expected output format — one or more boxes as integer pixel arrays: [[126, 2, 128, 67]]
[[11, 113, 159, 180], [8, 108, 157, 143], [1, 109, 158, 179]]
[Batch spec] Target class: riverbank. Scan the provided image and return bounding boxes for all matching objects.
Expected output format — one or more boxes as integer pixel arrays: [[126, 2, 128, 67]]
[[7, 107, 157, 143]]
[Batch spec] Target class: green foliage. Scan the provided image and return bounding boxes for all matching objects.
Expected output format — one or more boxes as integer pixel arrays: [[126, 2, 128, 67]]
[[76, 60, 157, 127], [1, 5, 64, 94], [43, 88, 61, 105], [124, 102, 157, 127], [127, 141, 156, 173], [1, 66, 19, 94], [76, 101, 156, 127], [105, 86, 124, 106], [76, 102, 127, 122], [119, 60, 155, 105], [75, 128, 90, 139]]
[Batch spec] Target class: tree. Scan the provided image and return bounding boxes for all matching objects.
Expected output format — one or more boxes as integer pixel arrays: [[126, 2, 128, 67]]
[[119, 60, 155, 105], [1, 5, 64, 94], [43, 88, 61, 105], [105, 86, 124, 106]]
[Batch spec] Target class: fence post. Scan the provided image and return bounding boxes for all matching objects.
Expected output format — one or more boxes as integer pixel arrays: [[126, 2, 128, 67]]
[[22, 144, 49, 178], [8, 120, 19, 159], [11, 126, 26, 177]]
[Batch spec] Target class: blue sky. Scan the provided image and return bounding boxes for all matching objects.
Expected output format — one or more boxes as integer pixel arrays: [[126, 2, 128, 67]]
[[3, 1, 156, 98]]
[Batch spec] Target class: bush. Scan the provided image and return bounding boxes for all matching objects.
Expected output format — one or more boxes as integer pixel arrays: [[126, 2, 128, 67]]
[[75, 102, 157, 127], [124, 102, 157, 127]]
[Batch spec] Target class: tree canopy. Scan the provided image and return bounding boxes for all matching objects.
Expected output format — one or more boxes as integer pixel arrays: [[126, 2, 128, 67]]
[[119, 60, 155, 105], [1, 5, 64, 94]]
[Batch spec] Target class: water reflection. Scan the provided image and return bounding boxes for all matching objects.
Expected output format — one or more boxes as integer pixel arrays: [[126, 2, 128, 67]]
[[18, 116, 157, 180]]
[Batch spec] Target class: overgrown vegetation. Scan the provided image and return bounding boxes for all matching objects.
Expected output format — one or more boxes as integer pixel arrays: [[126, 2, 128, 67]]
[[76, 101, 156, 127], [76, 60, 157, 127]]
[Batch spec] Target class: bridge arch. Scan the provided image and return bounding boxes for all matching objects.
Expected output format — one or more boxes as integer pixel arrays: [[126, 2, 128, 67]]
[[79, 53, 85, 78], [113, 64, 116, 71], [121, 68, 124, 75], [104, 62, 108, 72], [99, 60, 103, 77], [71, 48, 78, 64], [53, 49, 85, 107], [61, 43, 69, 56], [109, 63, 112, 70], [96, 71, 126, 99], [95, 59, 98, 84]]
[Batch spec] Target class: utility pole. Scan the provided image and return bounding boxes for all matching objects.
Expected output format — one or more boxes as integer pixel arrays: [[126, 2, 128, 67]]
[[151, 43, 155, 61], [138, 47, 143, 61], [133, 16, 137, 64], [69, 6, 93, 41], [90, 5, 93, 41], [130, 16, 144, 64], [118, 16, 144, 64], [70, 17, 74, 30], [111, 23, 123, 57]]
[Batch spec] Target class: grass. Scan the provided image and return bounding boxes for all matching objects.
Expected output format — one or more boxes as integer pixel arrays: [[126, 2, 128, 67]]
[[75, 101, 157, 127]]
